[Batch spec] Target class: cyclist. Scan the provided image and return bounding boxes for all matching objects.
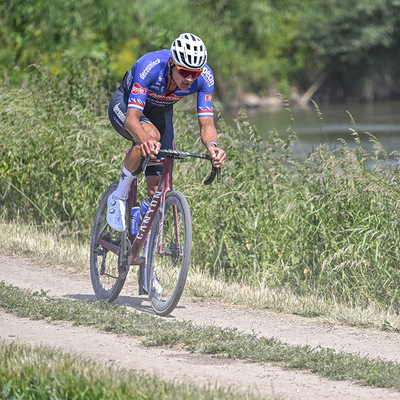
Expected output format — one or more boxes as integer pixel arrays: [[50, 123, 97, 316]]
[[107, 33, 226, 232]]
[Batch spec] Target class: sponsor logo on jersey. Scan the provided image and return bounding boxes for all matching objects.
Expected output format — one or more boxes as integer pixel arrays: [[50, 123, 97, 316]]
[[205, 94, 212, 102], [148, 90, 183, 101], [139, 58, 160, 80], [131, 83, 147, 95], [201, 66, 214, 88], [175, 89, 190, 95]]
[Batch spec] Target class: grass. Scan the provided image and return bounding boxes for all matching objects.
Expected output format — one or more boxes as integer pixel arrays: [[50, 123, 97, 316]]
[[1, 218, 400, 333], [1, 281, 400, 392], [0, 341, 266, 400]]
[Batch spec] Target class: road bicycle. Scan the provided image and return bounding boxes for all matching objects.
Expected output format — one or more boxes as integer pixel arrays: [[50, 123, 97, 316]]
[[90, 149, 220, 316]]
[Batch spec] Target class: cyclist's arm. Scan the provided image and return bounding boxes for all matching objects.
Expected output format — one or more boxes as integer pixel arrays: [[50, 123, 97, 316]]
[[124, 54, 166, 158], [125, 108, 160, 158], [199, 116, 226, 168], [196, 67, 226, 167]]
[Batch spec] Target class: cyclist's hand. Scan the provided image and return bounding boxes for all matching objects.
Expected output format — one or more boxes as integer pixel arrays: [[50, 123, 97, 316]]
[[208, 144, 226, 168], [139, 139, 161, 159]]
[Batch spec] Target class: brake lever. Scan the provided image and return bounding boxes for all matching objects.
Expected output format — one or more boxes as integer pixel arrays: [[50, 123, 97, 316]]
[[141, 156, 151, 175]]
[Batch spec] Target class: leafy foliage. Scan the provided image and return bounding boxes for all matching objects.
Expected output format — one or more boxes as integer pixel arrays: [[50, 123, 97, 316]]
[[295, 0, 400, 100], [2, 0, 400, 101]]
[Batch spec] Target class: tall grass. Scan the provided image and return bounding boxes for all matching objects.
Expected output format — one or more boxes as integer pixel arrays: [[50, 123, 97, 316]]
[[183, 109, 400, 311], [0, 62, 124, 233], [1, 67, 400, 311]]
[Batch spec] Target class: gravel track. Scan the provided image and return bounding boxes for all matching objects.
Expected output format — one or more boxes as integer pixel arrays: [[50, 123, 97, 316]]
[[1, 254, 399, 399]]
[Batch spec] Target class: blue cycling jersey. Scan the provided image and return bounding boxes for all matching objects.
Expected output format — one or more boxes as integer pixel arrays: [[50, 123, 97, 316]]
[[121, 49, 214, 119]]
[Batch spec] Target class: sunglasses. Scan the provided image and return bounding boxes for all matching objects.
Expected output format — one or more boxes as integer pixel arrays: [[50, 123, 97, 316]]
[[173, 62, 203, 79]]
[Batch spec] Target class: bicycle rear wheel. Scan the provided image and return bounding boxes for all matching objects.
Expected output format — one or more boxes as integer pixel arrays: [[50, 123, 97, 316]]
[[147, 191, 192, 316], [90, 182, 127, 302]]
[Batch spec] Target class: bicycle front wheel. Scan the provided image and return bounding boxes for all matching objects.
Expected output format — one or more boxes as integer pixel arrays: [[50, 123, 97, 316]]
[[147, 191, 192, 316], [90, 182, 127, 302]]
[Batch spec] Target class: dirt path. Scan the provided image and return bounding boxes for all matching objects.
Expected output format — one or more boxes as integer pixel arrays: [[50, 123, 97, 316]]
[[1, 254, 400, 399]]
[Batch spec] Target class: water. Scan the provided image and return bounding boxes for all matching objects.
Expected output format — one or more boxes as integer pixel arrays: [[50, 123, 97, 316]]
[[227, 100, 400, 156]]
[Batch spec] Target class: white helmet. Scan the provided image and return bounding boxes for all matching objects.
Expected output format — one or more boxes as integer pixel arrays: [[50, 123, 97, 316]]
[[170, 33, 207, 70]]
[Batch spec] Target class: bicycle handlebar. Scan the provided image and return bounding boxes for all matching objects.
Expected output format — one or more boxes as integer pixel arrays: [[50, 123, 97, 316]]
[[141, 149, 221, 185]]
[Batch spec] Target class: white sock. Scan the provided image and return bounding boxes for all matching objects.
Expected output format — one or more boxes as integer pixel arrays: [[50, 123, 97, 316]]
[[114, 167, 134, 200]]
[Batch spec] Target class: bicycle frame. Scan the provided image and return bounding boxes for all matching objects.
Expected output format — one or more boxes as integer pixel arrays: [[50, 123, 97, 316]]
[[97, 149, 219, 269], [97, 156, 174, 266]]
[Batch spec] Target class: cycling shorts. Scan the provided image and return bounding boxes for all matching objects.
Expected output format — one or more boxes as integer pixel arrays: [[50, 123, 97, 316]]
[[108, 87, 174, 176]]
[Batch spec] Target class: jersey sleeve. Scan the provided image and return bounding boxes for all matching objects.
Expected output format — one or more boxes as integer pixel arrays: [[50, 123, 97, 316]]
[[196, 65, 215, 118], [127, 82, 148, 113]]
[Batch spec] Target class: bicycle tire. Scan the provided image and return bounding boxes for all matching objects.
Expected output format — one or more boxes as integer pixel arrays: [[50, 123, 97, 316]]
[[90, 182, 127, 302], [147, 191, 192, 316]]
